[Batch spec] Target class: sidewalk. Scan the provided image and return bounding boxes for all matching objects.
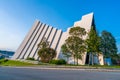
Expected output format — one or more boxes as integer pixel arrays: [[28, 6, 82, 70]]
[[3, 65, 120, 72]]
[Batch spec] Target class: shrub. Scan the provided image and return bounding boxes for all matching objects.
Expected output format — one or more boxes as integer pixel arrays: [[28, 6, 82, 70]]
[[26, 57, 35, 61], [50, 59, 66, 65], [0, 59, 8, 64], [38, 48, 56, 63], [4, 59, 8, 62]]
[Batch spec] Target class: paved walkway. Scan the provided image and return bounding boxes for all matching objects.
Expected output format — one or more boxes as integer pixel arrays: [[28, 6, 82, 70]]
[[2, 65, 120, 72]]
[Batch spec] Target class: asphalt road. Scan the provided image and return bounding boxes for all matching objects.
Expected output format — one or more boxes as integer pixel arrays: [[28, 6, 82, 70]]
[[0, 67, 120, 80]]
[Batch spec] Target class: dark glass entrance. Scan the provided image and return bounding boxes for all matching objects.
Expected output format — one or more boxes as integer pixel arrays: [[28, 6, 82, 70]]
[[85, 53, 89, 64]]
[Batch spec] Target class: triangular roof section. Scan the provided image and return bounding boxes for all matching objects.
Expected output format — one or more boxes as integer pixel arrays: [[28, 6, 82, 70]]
[[74, 12, 94, 32]]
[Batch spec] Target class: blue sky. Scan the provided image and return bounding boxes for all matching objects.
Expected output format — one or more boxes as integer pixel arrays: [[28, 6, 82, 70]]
[[0, 0, 120, 52]]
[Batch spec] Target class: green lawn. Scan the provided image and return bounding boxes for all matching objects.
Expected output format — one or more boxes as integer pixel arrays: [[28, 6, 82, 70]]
[[0, 59, 120, 69], [0, 59, 35, 66], [91, 65, 120, 69]]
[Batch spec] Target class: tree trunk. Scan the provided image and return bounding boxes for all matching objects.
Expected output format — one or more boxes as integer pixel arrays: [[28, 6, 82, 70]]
[[92, 53, 94, 65], [74, 55, 75, 65], [67, 56, 69, 64], [76, 53, 78, 65], [77, 57, 78, 65]]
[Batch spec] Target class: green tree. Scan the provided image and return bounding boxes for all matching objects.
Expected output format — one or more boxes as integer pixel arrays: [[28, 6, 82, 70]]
[[100, 31, 118, 65], [86, 26, 101, 65], [38, 37, 56, 63], [61, 44, 71, 63], [69, 27, 86, 37], [38, 48, 56, 63], [100, 30, 117, 58], [61, 26, 86, 65], [38, 37, 49, 49]]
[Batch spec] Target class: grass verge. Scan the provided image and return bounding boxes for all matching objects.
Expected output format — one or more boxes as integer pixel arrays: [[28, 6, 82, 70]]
[[0, 59, 35, 66], [0, 59, 120, 69]]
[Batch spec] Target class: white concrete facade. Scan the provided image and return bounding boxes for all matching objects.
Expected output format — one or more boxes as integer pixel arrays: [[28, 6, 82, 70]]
[[12, 13, 104, 65]]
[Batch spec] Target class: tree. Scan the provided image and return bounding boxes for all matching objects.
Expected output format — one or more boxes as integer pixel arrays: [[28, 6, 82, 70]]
[[38, 48, 56, 63], [61, 44, 71, 63], [66, 36, 86, 65], [100, 30, 117, 58], [86, 26, 101, 65], [38, 37, 56, 63], [38, 37, 49, 49], [61, 26, 86, 65], [110, 53, 120, 65], [69, 27, 86, 38]]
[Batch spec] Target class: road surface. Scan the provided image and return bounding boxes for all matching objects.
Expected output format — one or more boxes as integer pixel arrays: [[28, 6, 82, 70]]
[[0, 67, 120, 80]]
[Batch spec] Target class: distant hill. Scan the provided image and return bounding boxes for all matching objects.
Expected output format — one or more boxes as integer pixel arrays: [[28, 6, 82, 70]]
[[0, 50, 14, 59]]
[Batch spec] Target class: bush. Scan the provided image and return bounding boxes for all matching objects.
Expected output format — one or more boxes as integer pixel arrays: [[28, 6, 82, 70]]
[[3, 59, 8, 62], [38, 48, 56, 63], [26, 57, 35, 61], [0, 59, 8, 64], [50, 59, 66, 65]]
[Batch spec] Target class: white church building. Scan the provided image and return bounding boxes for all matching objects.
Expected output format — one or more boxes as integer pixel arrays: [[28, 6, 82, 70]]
[[12, 13, 104, 65]]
